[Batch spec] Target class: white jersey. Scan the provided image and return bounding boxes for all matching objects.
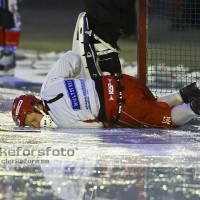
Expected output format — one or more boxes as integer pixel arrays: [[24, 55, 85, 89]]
[[40, 51, 103, 128]]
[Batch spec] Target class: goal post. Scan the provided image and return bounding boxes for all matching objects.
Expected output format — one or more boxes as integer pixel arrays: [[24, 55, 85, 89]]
[[138, 0, 200, 96], [137, 0, 147, 84]]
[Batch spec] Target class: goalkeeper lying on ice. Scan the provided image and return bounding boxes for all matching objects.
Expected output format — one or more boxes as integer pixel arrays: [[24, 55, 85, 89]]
[[11, 50, 200, 129]]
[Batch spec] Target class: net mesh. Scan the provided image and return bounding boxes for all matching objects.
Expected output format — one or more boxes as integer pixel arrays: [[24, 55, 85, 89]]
[[147, 0, 200, 96]]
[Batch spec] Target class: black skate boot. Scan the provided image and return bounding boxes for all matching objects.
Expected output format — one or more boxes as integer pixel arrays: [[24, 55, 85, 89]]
[[180, 82, 200, 103], [190, 97, 200, 115], [0, 52, 16, 76]]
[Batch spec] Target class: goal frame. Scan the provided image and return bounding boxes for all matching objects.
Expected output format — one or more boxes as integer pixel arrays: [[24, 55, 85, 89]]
[[137, 0, 147, 84]]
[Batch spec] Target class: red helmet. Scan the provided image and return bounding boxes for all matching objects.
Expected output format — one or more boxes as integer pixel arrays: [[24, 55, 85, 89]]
[[12, 94, 41, 127]]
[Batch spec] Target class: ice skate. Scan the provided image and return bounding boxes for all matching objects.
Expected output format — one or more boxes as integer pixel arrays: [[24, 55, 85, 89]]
[[180, 82, 200, 103], [0, 52, 16, 76]]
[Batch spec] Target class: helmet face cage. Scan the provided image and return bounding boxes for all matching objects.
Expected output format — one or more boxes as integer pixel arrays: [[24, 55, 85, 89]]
[[12, 94, 40, 127]]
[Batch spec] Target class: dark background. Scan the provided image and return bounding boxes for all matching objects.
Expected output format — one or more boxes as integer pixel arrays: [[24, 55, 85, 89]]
[[18, 0, 137, 61], [18, 0, 85, 52], [20, 0, 83, 10]]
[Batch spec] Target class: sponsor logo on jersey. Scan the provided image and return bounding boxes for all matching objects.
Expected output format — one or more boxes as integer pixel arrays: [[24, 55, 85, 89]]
[[79, 79, 91, 110], [107, 79, 114, 101], [162, 116, 171, 125], [64, 80, 81, 110]]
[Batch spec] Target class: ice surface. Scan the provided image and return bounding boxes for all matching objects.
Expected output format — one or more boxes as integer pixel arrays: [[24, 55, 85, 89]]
[[0, 125, 200, 199]]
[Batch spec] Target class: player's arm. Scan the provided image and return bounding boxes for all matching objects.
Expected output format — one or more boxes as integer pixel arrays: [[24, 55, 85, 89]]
[[47, 51, 82, 80]]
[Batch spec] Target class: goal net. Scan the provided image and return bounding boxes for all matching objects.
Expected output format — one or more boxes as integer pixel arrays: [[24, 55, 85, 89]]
[[138, 0, 200, 96]]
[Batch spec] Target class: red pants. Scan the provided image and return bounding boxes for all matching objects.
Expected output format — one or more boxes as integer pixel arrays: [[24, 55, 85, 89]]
[[101, 74, 178, 128], [0, 28, 21, 47]]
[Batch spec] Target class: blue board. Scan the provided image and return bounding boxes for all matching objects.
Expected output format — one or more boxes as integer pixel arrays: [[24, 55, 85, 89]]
[[0, 76, 42, 92]]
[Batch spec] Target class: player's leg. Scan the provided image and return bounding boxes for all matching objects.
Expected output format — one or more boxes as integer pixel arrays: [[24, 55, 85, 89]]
[[157, 92, 183, 107], [152, 81, 200, 126], [119, 98, 196, 128], [83, 0, 135, 75], [0, 26, 5, 56], [110, 75, 196, 128], [72, 12, 102, 78], [0, 9, 21, 76], [168, 81, 200, 125], [171, 103, 196, 126], [157, 81, 200, 106], [171, 96, 200, 126], [0, 9, 6, 59], [0, 26, 20, 71]]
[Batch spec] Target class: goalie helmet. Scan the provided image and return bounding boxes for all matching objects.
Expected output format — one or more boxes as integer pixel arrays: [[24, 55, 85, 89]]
[[12, 94, 41, 127]]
